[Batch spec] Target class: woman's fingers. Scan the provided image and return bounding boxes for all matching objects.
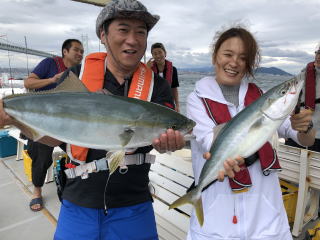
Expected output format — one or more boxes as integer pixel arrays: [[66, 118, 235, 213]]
[[203, 152, 211, 160], [217, 170, 225, 181], [217, 157, 243, 181]]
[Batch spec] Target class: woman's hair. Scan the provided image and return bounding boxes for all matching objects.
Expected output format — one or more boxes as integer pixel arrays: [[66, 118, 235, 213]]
[[211, 27, 260, 77], [151, 42, 166, 54]]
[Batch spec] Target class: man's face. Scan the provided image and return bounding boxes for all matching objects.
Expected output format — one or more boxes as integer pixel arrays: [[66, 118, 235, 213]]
[[315, 51, 320, 68], [63, 42, 84, 66], [101, 18, 148, 72]]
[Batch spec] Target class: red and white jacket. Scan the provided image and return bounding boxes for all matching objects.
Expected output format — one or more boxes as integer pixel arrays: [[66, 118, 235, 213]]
[[186, 76, 298, 240]]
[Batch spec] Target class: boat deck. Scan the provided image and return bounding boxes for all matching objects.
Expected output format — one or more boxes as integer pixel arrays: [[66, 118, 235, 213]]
[[0, 151, 318, 240], [0, 155, 56, 239]]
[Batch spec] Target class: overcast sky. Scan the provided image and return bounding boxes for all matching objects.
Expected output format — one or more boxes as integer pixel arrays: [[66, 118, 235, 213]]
[[0, 0, 319, 74]]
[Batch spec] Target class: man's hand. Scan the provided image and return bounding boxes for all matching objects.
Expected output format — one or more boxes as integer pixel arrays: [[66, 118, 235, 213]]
[[0, 100, 13, 128], [290, 108, 313, 132], [50, 72, 64, 84], [291, 108, 316, 146], [152, 129, 185, 153], [203, 152, 244, 181]]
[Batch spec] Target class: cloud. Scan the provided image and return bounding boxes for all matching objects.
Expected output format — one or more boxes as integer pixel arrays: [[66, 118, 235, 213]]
[[0, 0, 319, 75]]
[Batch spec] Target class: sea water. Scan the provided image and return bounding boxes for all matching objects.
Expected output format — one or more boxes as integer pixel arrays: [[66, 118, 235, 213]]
[[178, 72, 292, 116]]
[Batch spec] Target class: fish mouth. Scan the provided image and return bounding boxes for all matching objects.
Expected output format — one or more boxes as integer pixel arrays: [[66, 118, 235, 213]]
[[262, 73, 305, 121], [280, 74, 305, 115], [284, 71, 304, 96], [288, 82, 298, 95]]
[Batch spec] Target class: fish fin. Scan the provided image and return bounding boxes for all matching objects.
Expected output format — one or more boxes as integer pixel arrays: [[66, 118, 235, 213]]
[[53, 71, 89, 93], [95, 89, 113, 95], [106, 151, 125, 174], [27, 126, 44, 141], [7, 72, 89, 97], [119, 127, 135, 147], [213, 123, 226, 142], [195, 197, 204, 226], [2, 71, 87, 99], [14, 122, 44, 141], [249, 117, 263, 131], [32, 132, 45, 142], [169, 188, 204, 226], [269, 132, 279, 150]]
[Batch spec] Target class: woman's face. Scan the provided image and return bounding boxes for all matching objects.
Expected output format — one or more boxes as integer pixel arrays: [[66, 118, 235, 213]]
[[151, 48, 166, 65], [213, 37, 247, 86]]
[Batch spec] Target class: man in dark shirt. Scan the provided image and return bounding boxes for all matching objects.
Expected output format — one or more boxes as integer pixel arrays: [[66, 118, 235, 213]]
[[24, 39, 83, 211], [0, 0, 186, 239]]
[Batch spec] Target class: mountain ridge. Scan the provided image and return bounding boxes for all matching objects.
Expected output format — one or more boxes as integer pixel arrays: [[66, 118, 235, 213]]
[[0, 66, 293, 77], [178, 66, 293, 76]]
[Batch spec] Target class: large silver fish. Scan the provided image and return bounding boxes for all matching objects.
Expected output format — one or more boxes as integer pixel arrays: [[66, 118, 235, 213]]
[[169, 71, 305, 226], [3, 72, 195, 172]]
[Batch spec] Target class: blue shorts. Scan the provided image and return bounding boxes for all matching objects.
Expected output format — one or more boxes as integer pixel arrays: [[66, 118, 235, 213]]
[[54, 200, 158, 240]]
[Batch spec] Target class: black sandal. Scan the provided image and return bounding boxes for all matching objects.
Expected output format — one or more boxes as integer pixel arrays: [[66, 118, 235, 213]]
[[29, 197, 43, 212]]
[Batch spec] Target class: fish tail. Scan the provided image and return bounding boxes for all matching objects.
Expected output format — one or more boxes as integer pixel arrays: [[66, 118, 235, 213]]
[[169, 188, 204, 226], [106, 150, 125, 174]]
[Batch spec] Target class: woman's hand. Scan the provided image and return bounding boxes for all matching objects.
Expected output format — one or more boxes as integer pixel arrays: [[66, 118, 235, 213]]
[[146, 58, 154, 69], [203, 152, 244, 181]]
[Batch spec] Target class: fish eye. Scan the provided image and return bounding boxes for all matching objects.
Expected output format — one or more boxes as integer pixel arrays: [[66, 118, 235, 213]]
[[171, 124, 177, 130], [281, 90, 286, 95], [124, 128, 134, 134]]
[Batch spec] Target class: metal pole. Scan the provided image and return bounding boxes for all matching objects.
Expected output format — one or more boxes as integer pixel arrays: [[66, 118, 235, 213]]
[[86, 34, 89, 55], [5, 35, 14, 94], [24, 36, 30, 75]]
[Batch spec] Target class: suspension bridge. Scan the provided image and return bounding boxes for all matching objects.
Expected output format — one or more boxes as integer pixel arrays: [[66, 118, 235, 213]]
[[0, 40, 57, 58]]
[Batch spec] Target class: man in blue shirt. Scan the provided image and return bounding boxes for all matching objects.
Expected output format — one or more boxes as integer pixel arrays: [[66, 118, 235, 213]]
[[24, 39, 84, 211]]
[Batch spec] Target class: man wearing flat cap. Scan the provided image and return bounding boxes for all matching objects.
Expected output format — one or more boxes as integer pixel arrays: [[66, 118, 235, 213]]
[[50, 0, 185, 239], [286, 46, 320, 151]]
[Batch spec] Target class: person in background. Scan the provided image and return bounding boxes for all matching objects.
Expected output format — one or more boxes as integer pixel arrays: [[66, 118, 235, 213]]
[[186, 26, 315, 240], [147, 42, 180, 112], [0, 0, 185, 239], [24, 39, 83, 211], [285, 46, 320, 151]]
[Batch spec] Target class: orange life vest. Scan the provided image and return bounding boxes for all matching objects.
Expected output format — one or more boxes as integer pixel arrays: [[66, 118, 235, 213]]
[[70, 52, 154, 162]]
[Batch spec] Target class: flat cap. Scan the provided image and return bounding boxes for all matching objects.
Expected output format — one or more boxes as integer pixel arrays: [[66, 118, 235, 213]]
[[96, 0, 160, 38]]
